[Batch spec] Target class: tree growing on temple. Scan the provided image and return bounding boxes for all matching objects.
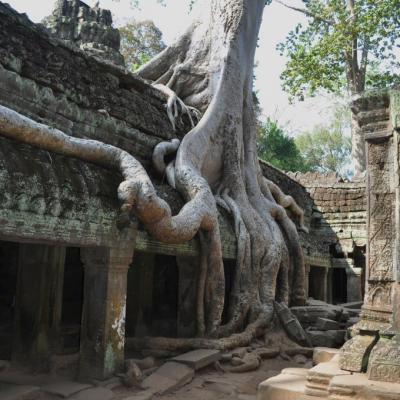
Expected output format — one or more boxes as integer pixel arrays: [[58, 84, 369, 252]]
[[277, 0, 400, 174], [0, 0, 308, 351]]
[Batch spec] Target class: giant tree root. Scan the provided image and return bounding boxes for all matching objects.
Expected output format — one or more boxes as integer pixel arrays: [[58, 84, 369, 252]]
[[0, 0, 309, 351]]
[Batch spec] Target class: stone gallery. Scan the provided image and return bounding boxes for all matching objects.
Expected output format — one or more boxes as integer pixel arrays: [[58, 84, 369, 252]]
[[0, 0, 399, 399]]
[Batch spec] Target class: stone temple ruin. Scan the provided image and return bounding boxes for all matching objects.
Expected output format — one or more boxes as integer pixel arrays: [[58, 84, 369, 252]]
[[0, 0, 399, 399]]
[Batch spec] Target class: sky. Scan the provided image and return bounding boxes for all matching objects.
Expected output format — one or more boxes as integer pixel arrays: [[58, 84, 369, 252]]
[[5, 0, 337, 134]]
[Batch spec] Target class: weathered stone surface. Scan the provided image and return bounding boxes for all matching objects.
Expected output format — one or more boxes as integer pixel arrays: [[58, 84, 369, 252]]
[[71, 387, 114, 400], [368, 334, 400, 383], [305, 356, 350, 397], [339, 331, 378, 372], [0, 383, 40, 400], [44, 0, 124, 65], [291, 306, 344, 328], [171, 349, 221, 370], [308, 330, 346, 348], [313, 347, 340, 365], [123, 391, 154, 400], [257, 368, 307, 400], [42, 381, 92, 398], [330, 373, 400, 400], [315, 318, 340, 331], [142, 362, 194, 395]]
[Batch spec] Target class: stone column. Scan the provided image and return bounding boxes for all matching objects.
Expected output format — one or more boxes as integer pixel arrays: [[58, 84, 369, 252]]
[[319, 267, 329, 303], [340, 91, 394, 374], [304, 263, 310, 299], [367, 94, 400, 382], [79, 245, 133, 381], [12, 243, 66, 372]]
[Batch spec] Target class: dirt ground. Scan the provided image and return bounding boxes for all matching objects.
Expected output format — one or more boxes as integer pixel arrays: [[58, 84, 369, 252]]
[[158, 358, 308, 400]]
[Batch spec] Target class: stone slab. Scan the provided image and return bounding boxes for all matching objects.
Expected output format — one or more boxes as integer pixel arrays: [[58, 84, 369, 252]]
[[308, 357, 350, 379], [171, 349, 221, 370], [308, 330, 346, 348], [0, 383, 40, 400], [281, 368, 309, 377], [339, 332, 377, 372], [42, 381, 92, 398], [313, 347, 341, 365], [142, 361, 194, 395], [123, 391, 154, 400], [257, 370, 307, 400], [316, 318, 340, 331], [330, 373, 400, 399], [71, 387, 114, 400]]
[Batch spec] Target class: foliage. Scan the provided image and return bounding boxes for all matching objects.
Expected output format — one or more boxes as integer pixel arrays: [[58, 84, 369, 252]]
[[277, 0, 400, 99], [295, 119, 352, 175], [257, 119, 307, 172], [119, 19, 166, 71]]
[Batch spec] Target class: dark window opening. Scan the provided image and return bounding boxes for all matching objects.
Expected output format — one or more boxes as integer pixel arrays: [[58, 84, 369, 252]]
[[60, 247, 84, 354], [0, 241, 18, 360], [332, 268, 347, 305]]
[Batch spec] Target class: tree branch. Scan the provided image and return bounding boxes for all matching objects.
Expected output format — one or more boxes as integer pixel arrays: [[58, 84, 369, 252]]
[[274, 0, 334, 25]]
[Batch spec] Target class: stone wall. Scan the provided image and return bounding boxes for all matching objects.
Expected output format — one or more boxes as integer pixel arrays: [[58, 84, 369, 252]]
[[0, 0, 368, 287]]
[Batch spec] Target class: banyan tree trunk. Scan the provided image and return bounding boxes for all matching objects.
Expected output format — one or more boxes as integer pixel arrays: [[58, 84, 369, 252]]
[[0, 0, 306, 350]]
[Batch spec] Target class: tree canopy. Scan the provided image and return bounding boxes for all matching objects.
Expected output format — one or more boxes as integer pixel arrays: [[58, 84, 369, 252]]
[[257, 119, 307, 172], [277, 0, 400, 99], [119, 19, 166, 71], [295, 122, 352, 176]]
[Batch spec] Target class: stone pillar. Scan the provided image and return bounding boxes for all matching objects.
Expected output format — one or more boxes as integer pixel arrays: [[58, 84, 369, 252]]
[[346, 267, 363, 303], [12, 244, 66, 372], [322, 267, 329, 303], [304, 263, 310, 299], [79, 245, 133, 381], [340, 91, 394, 374], [366, 94, 400, 382]]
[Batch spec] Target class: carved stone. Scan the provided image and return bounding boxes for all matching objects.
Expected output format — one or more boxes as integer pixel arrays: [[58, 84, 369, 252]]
[[368, 333, 400, 382], [44, 0, 124, 65], [339, 330, 378, 372]]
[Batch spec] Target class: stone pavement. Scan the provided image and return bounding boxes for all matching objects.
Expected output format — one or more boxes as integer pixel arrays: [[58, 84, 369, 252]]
[[0, 351, 305, 400]]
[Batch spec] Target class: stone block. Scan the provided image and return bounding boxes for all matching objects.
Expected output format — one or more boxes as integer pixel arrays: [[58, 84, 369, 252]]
[[0, 383, 40, 400], [123, 391, 154, 400], [305, 356, 350, 397], [257, 369, 307, 400], [291, 306, 342, 327], [339, 331, 377, 372], [313, 347, 340, 365], [42, 381, 92, 398], [368, 334, 400, 382], [330, 373, 400, 400], [315, 318, 340, 331], [142, 361, 194, 395], [308, 330, 346, 348], [71, 387, 114, 400], [171, 349, 221, 370]]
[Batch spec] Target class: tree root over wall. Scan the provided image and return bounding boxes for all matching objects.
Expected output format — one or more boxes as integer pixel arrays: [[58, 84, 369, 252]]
[[0, 0, 308, 352]]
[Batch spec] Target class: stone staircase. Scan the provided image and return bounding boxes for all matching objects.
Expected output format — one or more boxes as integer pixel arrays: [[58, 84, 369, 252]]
[[257, 347, 400, 400]]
